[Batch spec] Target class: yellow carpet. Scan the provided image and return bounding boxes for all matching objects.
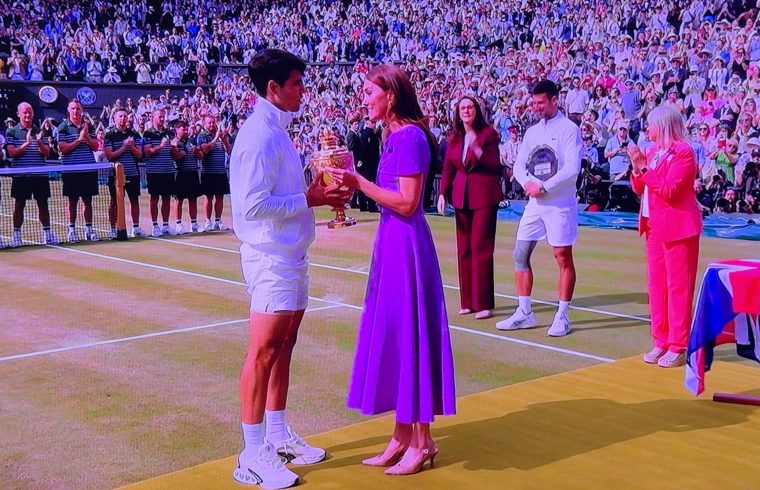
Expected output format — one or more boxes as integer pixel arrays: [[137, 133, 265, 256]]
[[119, 358, 760, 490]]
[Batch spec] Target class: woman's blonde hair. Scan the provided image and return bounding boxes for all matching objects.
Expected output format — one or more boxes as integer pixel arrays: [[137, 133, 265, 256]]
[[647, 105, 688, 150]]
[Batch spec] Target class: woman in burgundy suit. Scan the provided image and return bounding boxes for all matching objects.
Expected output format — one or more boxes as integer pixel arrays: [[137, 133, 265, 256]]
[[628, 105, 703, 368], [438, 96, 503, 320]]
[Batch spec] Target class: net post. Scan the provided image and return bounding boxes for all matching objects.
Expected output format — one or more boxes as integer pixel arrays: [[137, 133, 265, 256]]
[[114, 163, 128, 241]]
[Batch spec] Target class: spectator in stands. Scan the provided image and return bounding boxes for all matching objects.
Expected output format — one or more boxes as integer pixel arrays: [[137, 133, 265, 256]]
[[500, 124, 522, 199], [135, 55, 152, 84], [85, 54, 103, 83], [605, 121, 635, 180], [103, 66, 121, 83]]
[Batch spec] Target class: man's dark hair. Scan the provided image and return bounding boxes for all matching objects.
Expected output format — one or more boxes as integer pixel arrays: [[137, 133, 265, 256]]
[[247, 49, 307, 96], [532, 80, 559, 99]]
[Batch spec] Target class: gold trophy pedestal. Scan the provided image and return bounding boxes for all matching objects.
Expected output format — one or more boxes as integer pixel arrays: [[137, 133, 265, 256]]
[[328, 206, 357, 229], [309, 132, 357, 229]]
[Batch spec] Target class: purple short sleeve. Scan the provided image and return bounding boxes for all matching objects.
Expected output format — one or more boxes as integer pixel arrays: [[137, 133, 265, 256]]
[[393, 125, 431, 176]]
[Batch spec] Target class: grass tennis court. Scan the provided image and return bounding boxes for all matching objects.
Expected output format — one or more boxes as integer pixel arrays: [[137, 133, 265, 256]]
[[1, 202, 758, 489]]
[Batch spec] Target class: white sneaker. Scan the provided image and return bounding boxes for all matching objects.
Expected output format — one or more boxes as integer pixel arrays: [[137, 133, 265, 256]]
[[85, 228, 100, 242], [175, 223, 186, 235], [215, 220, 230, 231], [547, 314, 572, 337], [132, 226, 147, 237], [268, 426, 326, 466], [109, 227, 118, 240], [496, 308, 536, 331], [202, 219, 213, 232], [190, 222, 200, 233], [11, 229, 23, 248], [232, 443, 299, 489], [162, 223, 172, 235], [43, 230, 59, 245], [152, 225, 162, 237], [67, 228, 80, 243]]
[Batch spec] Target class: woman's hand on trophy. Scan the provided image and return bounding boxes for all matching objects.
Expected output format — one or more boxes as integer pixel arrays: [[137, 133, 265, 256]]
[[437, 195, 447, 215], [324, 167, 360, 189], [306, 171, 351, 209]]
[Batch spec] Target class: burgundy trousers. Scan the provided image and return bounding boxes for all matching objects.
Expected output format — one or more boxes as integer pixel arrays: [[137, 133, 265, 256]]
[[454, 205, 498, 311]]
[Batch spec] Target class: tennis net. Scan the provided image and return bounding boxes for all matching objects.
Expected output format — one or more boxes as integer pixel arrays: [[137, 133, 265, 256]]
[[0, 162, 127, 248]]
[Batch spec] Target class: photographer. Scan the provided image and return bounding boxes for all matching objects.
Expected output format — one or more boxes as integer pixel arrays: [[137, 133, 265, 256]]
[[715, 188, 741, 213], [735, 139, 760, 188], [578, 133, 607, 206], [701, 173, 728, 211], [741, 160, 760, 207], [604, 121, 635, 181]]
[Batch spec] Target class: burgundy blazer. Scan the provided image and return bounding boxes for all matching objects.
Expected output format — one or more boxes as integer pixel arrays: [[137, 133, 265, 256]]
[[440, 126, 503, 210], [630, 140, 703, 242]]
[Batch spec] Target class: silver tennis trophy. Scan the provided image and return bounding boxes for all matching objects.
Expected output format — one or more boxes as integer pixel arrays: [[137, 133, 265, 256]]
[[308, 131, 357, 229], [526, 145, 559, 181]]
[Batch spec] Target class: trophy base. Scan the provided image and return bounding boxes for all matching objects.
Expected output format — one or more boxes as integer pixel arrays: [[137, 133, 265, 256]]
[[328, 217, 357, 229], [327, 206, 357, 230]]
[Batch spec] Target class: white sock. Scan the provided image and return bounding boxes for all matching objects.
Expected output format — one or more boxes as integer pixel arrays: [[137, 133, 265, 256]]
[[241, 422, 265, 455], [265, 409, 289, 443], [557, 300, 571, 318], [518, 296, 532, 314]]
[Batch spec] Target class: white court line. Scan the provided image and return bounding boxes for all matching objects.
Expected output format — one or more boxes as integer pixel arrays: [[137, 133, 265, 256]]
[[448, 326, 613, 363], [151, 237, 649, 323], [0, 304, 342, 363], [44, 245, 616, 363], [47, 245, 359, 311]]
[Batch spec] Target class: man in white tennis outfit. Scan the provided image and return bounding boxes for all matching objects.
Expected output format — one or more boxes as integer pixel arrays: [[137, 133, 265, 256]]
[[229, 49, 349, 489], [496, 80, 582, 337]]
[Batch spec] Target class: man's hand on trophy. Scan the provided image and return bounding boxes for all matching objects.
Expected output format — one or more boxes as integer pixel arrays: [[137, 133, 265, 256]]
[[324, 167, 360, 189], [524, 181, 543, 198], [306, 171, 351, 208]]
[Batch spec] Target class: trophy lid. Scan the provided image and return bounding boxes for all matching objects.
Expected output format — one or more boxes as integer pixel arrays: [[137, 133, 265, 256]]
[[319, 130, 340, 150]]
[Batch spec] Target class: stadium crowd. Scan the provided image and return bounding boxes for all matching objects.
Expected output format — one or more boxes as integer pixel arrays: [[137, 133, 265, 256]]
[[1, 0, 760, 219]]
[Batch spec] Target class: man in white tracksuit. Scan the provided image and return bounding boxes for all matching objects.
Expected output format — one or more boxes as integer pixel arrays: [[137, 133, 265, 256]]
[[496, 80, 582, 337], [229, 49, 348, 489]]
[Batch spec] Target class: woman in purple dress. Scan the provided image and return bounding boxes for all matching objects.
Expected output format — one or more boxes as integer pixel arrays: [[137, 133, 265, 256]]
[[326, 64, 456, 476]]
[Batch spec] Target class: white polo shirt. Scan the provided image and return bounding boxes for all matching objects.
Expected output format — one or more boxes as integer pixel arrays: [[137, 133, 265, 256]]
[[229, 97, 315, 260], [514, 111, 583, 206]]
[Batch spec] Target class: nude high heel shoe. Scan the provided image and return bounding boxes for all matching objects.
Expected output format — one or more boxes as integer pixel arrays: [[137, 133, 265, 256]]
[[384, 446, 439, 476], [362, 439, 408, 467]]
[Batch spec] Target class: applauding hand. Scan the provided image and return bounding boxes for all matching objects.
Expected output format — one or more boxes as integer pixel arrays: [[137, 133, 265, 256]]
[[627, 143, 647, 175]]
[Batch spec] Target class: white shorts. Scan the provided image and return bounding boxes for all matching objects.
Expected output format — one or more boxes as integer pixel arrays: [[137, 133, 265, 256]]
[[241, 246, 309, 313], [516, 200, 579, 247]]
